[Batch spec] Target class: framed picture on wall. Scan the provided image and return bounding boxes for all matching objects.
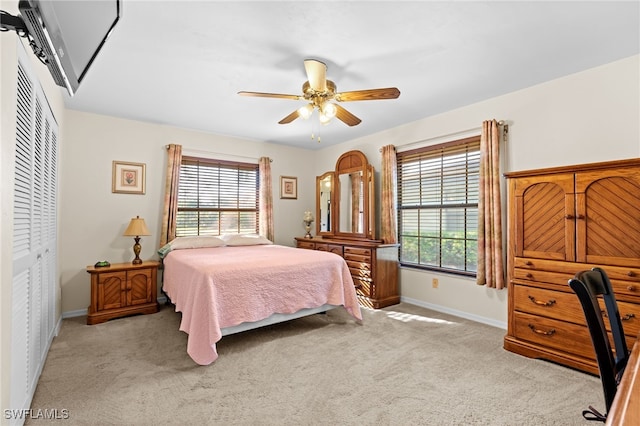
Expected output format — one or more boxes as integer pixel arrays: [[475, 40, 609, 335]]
[[112, 161, 146, 194], [280, 176, 297, 199]]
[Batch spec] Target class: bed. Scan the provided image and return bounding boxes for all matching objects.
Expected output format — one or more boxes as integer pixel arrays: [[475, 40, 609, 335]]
[[161, 236, 362, 365]]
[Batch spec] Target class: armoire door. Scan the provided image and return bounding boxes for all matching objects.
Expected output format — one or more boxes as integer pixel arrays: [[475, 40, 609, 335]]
[[575, 166, 640, 267], [512, 173, 576, 261]]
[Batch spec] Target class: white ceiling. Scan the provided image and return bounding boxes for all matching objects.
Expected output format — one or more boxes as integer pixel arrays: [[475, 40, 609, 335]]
[[64, 1, 640, 149]]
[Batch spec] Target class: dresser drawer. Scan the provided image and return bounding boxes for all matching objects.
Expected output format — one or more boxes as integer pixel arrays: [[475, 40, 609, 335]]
[[513, 311, 595, 360], [513, 284, 586, 325], [354, 278, 371, 298], [346, 259, 371, 270], [344, 247, 372, 257], [297, 241, 315, 250], [348, 267, 371, 280], [315, 243, 343, 254]]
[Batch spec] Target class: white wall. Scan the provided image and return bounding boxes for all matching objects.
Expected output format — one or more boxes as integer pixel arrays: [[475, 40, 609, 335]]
[[313, 55, 640, 328], [1, 0, 67, 417], [58, 111, 315, 314], [59, 55, 639, 324]]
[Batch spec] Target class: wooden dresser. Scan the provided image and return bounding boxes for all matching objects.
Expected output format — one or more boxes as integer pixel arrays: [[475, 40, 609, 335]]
[[504, 159, 640, 374], [295, 237, 399, 309]]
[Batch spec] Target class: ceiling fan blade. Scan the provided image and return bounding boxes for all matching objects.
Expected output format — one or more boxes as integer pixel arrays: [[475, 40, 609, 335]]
[[238, 91, 302, 101], [335, 87, 401, 102], [278, 110, 300, 124], [334, 104, 361, 127], [304, 59, 327, 92]]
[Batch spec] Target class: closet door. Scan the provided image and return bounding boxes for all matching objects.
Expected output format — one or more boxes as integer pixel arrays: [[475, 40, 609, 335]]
[[11, 47, 59, 418]]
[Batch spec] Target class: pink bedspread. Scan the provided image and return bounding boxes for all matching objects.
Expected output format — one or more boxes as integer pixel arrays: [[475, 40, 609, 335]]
[[163, 244, 362, 365]]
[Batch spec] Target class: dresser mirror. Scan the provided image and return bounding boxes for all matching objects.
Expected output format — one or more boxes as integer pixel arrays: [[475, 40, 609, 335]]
[[316, 150, 375, 240], [316, 172, 334, 234]]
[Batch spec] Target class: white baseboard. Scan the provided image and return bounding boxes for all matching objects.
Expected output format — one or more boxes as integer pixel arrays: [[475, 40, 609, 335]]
[[400, 296, 507, 330], [62, 296, 169, 319], [62, 308, 87, 319]]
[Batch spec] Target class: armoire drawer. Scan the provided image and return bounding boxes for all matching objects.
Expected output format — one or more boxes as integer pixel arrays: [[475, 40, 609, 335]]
[[513, 284, 585, 325], [513, 311, 595, 360], [598, 299, 640, 338], [513, 268, 573, 287], [514, 257, 640, 298]]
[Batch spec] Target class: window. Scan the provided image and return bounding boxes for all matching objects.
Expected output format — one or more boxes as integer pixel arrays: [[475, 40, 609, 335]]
[[176, 156, 259, 236], [397, 136, 480, 275]]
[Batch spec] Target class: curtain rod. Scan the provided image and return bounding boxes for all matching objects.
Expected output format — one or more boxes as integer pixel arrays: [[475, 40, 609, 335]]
[[382, 120, 507, 153], [165, 145, 272, 162]]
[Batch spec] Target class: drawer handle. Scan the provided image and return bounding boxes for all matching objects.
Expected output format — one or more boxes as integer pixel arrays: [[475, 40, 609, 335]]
[[525, 261, 533, 266], [528, 324, 556, 336], [528, 296, 556, 307], [526, 273, 533, 278], [602, 311, 636, 321], [626, 285, 637, 292], [628, 271, 637, 278]]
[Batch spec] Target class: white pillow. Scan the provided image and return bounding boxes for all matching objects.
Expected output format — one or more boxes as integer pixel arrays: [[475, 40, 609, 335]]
[[221, 234, 273, 246], [169, 236, 226, 250]]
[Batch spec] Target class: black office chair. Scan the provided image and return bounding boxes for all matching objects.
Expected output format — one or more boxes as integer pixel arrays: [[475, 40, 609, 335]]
[[569, 267, 630, 422]]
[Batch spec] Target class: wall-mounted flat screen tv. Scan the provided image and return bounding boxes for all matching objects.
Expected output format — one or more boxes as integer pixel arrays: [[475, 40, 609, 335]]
[[18, 0, 121, 96]]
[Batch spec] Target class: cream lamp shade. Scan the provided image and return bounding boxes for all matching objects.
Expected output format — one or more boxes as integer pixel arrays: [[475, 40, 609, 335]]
[[123, 216, 150, 264]]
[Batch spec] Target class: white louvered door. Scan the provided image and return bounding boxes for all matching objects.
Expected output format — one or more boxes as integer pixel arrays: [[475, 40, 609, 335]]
[[11, 45, 59, 423]]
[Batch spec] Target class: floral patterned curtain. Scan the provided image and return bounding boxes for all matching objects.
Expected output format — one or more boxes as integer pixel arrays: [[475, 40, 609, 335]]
[[259, 157, 274, 242], [160, 144, 182, 247], [380, 145, 398, 244], [477, 120, 505, 289]]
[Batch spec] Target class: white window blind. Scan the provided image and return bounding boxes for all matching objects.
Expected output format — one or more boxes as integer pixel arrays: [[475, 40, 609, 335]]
[[397, 136, 480, 275], [176, 156, 259, 236]]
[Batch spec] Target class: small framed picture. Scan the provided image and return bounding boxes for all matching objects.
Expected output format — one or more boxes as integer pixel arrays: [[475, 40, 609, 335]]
[[280, 176, 297, 199], [112, 161, 146, 194]]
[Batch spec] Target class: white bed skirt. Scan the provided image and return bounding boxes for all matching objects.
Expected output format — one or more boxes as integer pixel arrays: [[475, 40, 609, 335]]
[[220, 304, 338, 336]]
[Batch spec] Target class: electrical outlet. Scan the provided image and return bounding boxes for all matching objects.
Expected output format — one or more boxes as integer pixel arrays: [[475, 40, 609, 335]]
[[432, 278, 439, 288]]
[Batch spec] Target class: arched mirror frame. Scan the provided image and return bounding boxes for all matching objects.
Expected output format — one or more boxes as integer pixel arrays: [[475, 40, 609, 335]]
[[315, 150, 375, 240]]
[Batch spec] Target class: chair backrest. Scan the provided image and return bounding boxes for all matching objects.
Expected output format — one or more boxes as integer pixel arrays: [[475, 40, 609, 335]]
[[569, 267, 630, 415]]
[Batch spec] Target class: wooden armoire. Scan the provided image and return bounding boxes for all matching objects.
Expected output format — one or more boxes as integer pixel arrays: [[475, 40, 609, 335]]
[[503, 159, 640, 374]]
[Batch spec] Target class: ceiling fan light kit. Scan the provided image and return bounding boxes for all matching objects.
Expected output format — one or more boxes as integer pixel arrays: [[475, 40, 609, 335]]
[[238, 59, 400, 128]]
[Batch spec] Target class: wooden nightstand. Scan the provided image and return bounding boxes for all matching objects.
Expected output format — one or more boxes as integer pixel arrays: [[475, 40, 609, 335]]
[[86, 261, 159, 325]]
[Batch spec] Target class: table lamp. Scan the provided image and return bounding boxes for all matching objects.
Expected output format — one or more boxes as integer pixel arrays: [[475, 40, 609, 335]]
[[303, 211, 314, 239], [123, 216, 151, 264]]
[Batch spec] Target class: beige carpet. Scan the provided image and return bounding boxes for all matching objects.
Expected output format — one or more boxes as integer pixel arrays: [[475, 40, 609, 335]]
[[28, 303, 602, 425]]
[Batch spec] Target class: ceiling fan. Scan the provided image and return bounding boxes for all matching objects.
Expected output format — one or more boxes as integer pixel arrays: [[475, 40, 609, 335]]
[[238, 59, 400, 127]]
